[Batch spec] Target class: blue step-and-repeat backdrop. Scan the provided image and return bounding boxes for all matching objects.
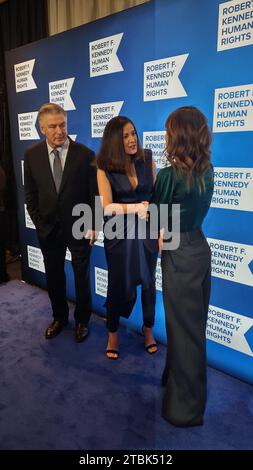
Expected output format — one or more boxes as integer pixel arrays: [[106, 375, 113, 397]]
[[4, 0, 253, 383]]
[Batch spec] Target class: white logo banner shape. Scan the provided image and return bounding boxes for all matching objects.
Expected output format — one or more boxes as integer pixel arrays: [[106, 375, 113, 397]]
[[89, 33, 124, 77], [21, 160, 24, 185], [208, 238, 253, 287], [91, 101, 124, 137], [18, 112, 39, 140], [27, 246, 45, 273], [27, 244, 71, 266], [49, 78, 76, 110], [69, 134, 77, 141], [213, 84, 253, 132], [94, 231, 104, 248], [65, 248, 72, 261], [155, 258, 162, 292], [207, 305, 253, 357], [143, 131, 166, 169], [95, 267, 108, 297], [217, 0, 253, 51], [212, 167, 253, 211], [24, 205, 35, 230], [14, 59, 37, 93], [143, 54, 189, 102]]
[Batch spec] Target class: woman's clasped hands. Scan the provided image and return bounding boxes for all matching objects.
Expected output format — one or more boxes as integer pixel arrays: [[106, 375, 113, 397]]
[[135, 201, 149, 220]]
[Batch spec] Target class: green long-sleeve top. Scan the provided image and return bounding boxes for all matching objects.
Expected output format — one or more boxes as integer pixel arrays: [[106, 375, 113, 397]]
[[152, 164, 214, 232]]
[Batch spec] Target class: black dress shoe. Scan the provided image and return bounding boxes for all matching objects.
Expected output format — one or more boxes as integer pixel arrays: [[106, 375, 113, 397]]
[[75, 323, 89, 342], [162, 414, 204, 427], [45, 320, 68, 339]]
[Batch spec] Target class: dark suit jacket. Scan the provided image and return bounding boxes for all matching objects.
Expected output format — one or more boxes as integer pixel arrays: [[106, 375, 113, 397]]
[[24, 138, 97, 243]]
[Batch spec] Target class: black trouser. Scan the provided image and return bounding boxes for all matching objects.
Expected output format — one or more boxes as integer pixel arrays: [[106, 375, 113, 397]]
[[0, 211, 8, 283], [106, 282, 156, 332], [161, 229, 211, 426], [39, 226, 91, 325]]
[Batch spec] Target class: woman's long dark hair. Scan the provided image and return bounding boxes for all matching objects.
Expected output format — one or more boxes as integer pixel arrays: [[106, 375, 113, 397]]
[[96, 116, 144, 174], [165, 106, 212, 191]]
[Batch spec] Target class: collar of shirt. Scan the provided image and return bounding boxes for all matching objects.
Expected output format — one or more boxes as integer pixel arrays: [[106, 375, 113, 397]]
[[47, 137, 70, 173]]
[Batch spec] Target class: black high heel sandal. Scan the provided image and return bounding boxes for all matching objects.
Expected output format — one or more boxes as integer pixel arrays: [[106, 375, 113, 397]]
[[105, 349, 120, 360], [142, 325, 158, 354]]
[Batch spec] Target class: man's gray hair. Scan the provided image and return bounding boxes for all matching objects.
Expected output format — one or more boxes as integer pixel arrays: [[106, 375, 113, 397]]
[[38, 103, 67, 124]]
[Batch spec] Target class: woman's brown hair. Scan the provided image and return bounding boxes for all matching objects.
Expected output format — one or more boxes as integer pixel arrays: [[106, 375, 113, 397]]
[[165, 106, 212, 191], [96, 116, 144, 174]]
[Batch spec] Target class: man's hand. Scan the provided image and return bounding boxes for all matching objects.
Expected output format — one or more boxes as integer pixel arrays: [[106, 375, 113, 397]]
[[85, 229, 97, 246]]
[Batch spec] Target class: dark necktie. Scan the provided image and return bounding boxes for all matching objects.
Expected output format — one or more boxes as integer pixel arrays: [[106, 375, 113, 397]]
[[52, 149, 63, 193]]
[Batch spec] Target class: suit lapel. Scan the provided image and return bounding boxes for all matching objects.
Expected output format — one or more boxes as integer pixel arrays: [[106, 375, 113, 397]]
[[40, 141, 56, 193]]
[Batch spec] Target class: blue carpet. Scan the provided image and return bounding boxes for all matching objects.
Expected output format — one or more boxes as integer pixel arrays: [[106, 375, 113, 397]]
[[0, 280, 252, 450]]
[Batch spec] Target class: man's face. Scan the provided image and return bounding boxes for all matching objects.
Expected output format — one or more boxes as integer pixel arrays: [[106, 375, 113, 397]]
[[40, 112, 68, 148]]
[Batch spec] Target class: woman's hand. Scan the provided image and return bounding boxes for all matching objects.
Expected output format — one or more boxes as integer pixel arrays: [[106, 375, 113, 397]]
[[158, 228, 164, 252], [135, 201, 149, 220]]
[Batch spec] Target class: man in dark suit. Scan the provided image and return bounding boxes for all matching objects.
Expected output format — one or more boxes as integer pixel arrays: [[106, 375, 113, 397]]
[[24, 103, 97, 342]]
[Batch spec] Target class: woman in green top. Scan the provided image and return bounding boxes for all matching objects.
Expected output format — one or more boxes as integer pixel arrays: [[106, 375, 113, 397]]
[[152, 106, 214, 427]]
